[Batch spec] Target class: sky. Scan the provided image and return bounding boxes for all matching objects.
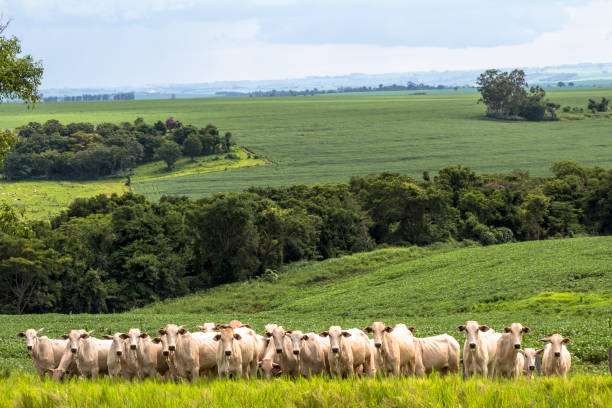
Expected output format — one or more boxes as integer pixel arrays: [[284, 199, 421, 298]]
[[2, 0, 612, 89]]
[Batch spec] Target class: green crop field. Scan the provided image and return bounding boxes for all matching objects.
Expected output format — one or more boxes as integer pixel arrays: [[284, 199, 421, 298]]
[[2, 237, 611, 377], [1, 88, 611, 208]]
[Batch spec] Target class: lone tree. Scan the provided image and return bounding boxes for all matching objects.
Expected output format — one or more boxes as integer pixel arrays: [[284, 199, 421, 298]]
[[155, 141, 182, 170], [476, 69, 528, 117], [0, 19, 43, 167], [183, 134, 202, 161]]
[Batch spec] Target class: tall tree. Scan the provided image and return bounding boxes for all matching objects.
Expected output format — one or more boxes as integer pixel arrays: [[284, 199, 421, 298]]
[[183, 134, 202, 161], [155, 140, 182, 170]]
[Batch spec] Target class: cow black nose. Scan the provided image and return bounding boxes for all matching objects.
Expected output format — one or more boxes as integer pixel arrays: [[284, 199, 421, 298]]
[[332, 347, 339, 353], [374, 343, 382, 348], [514, 344, 521, 349], [469, 343, 476, 349], [554, 352, 560, 357], [130, 344, 136, 350], [276, 348, 282, 354], [71, 348, 77, 353], [225, 350, 232, 356], [293, 350, 299, 355], [117, 351, 122, 356], [529, 365, 535, 370], [27, 346, 33, 351], [163, 351, 169, 356], [168, 345, 175, 351]]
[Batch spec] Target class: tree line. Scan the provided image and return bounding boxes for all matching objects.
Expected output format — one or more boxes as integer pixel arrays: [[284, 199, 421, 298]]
[[42, 92, 136, 103], [1, 118, 235, 180], [1, 161, 610, 314]]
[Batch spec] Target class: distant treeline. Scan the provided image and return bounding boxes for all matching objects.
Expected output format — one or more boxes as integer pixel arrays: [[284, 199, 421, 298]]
[[1, 161, 611, 314], [216, 82, 468, 97], [2, 118, 234, 180], [42, 92, 135, 103]]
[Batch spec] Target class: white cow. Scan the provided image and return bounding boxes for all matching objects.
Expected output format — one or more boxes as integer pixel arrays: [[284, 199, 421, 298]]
[[320, 326, 375, 378], [539, 334, 571, 377], [259, 324, 281, 379], [457, 321, 501, 378], [492, 322, 530, 378], [74, 331, 111, 379], [286, 331, 329, 377], [52, 329, 87, 381], [17, 328, 67, 380], [413, 334, 460, 377], [197, 322, 217, 333], [270, 326, 299, 378], [102, 333, 127, 378], [364, 322, 416, 376], [214, 325, 245, 379], [518, 347, 538, 378], [157, 324, 200, 381]]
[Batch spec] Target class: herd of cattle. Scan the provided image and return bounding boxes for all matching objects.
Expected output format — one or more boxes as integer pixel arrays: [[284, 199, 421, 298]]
[[17, 320, 572, 381]]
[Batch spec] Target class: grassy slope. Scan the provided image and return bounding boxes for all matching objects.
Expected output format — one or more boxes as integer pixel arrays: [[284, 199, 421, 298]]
[[0, 89, 611, 202], [2, 237, 611, 374]]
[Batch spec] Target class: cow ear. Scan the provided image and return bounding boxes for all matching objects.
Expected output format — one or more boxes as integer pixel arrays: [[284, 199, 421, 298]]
[[456, 325, 466, 332], [562, 338, 571, 344], [265, 338, 270, 346], [384, 326, 393, 333], [59, 334, 69, 340], [233, 333, 242, 340], [363, 327, 372, 333], [140, 333, 149, 339], [80, 333, 90, 339], [119, 333, 129, 340], [539, 338, 550, 343], [301, 335, 309, 341], [319, 331, 329, 337], [36, 328, 44, 335], [285, 330, 292, 335], [178, 328, 187, 335], [240, 324, 251, 329], [408, 327, 416, 333], [478, 325, 489, 332], [196, 325, 205, 331], [503, 327, 511, 333], [272, 363, 281, 369], [518, 349, 525, 356], [213, 334, 221, 341], [341, 331, 352, 337], [157, 328, 166, 336], [17, 332, 25, 338], [152, 337, 162, 344], [522, 327, 530, 333], [535, 348, 545, 355], [102, 335, 113, 340], [265, 332, 273, 338]]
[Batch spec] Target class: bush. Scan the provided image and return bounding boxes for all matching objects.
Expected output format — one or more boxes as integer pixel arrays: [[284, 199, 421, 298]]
[[519, 99, 546, 121]]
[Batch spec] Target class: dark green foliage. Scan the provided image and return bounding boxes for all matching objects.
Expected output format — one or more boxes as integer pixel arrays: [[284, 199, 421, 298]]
[[587, 97, 609, 113], [0, 30, 43, 108], [1, 162, 612, 314], [1, 118, 234, 180]]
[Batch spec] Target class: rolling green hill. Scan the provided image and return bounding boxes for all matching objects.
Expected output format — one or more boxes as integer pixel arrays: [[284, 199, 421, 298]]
[[2, 237, 611, 374], [1, 88, 611, 206]]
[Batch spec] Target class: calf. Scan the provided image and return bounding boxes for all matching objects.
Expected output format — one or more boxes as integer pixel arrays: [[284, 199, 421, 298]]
[[151, 336, 176, 381], [270, 326, 299, 378], [260, 326, 282, 379], [538, 334, 571, 377], [136, 333, 162, 380], [457, 321, 500, 378], [518, 348, 538, 378], [102, 333, 127, 379], [17, 328, 65, 380], [364, 322, 416, 376], [52, 329, 87, 381], [320, 326, 375, 378], [492, 323, 530, 378], [413, 334, 460, 377]]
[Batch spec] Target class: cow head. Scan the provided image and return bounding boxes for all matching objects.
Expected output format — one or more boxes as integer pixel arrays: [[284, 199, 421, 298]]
[[103, 333, 126, 356], [271, 326, 286, 354], [213, 325, 241, 357], [363, 322, 392, 349], [457, 321, 490, 350], [519, 348, 538, 373], [197, 322, 217, 333], [259, 359, 282, 379], [228, 320, 242, 329], [58, 329, 89, 354], [539, 334, 570, 358], [17, 328, 44, 351], [157, 324, 186, 354], [320, 326, 350, 354], [121, 328, 142, 351], [503, 323, 530, 350], [285, 330, 305, 356]]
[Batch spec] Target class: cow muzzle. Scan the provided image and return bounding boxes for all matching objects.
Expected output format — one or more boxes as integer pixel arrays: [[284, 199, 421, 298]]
[[469, 343, 476, 349], [168, 345, 176, 351], [130, 344, 137, 350], [293, 350, 299, 355], [116, 351, 122, 356], [276, 348, 282, 354], [554, 352, 561, 357], [514, 344, 521, 349], [163, 351, 169, 356], [71, 348, 77, 353], [332, 347, 339, 353], [528, 365, 535, 371], [225, 350, 232, 356], [374, 343, 382, 348], [27, 346, 33, 351]]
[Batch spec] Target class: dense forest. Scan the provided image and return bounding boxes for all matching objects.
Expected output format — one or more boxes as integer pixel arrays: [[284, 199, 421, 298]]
[[1, 161, 610, 314], [1, 118, 235, 180]]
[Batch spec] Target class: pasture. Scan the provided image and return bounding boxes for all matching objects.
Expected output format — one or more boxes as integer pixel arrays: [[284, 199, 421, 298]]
[[0, 88, 611, 205], [2, 237, 611, 376]]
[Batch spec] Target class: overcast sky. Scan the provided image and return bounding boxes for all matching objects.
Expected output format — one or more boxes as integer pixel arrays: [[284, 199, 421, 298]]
[[2, 0, 612, 89]]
